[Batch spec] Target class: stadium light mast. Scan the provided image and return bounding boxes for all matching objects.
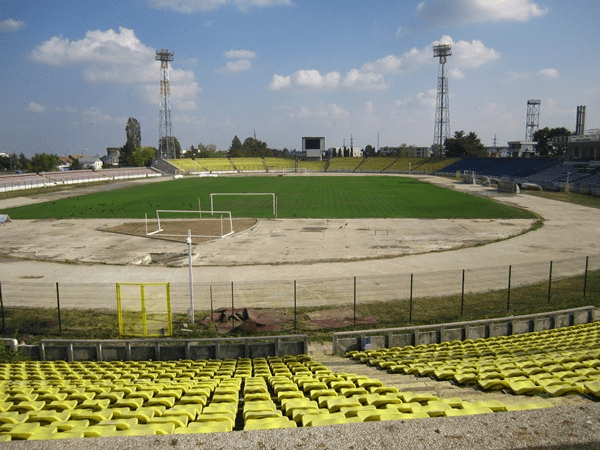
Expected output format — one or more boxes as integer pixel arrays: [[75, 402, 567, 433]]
[[525, 99, 541, 142], [156, 49, 175, 160], [433, 43, 452, 156]]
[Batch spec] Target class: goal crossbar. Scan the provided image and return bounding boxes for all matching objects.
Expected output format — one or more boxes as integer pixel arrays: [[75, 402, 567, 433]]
[[146, 209, 234, 238], [210, 193, 277, 217]]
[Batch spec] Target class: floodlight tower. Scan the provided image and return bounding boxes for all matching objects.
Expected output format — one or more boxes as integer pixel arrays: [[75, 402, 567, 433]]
[[433, 43, 452, 156], [525, 99, 541, 142], [156, 49, 175, 159], [576, 105, 586, 135]]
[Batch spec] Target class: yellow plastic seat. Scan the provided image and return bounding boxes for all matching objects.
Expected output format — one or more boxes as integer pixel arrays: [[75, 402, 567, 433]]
[[27, 410, 71, 424], [324, 396, 361, 413], [505, 401, 553, 411], [462, 400, 507, 412], [0, 412, 29, 424], [584, 380, 600, 397], [9, 401, 45, 413], [506, 379, 544, 395], [195, 413, 235, 430], [163, 405, 202, 421], [69, 408, 113, 422], [244, 416, 296, 430], [5, 422, 42, 440], [542, 383, 585, 397], [97, 418, 139, 430], [173, 420, 232, 434]]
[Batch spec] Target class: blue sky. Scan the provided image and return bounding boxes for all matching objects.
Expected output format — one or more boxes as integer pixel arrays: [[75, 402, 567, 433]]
[[1, 0, 598, 157]]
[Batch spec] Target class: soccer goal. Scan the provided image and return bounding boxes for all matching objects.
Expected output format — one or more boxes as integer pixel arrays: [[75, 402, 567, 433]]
[[116, 282, 172, 337], [146, 209, 234, 238], [210, 193, 277, 218]]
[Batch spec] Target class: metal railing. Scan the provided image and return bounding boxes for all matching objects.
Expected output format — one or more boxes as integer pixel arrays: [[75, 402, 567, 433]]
[[1, 255, 599, 336]]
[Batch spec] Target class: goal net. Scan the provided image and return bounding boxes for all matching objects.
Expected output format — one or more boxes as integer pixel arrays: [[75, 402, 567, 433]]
[[116, 282, 172, 337], [210, 193, 277, 218], [146, 209, 234, 238]]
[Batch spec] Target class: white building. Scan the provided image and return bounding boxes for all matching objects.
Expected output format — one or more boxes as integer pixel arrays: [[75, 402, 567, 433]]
[[79, 156, 103, 170]]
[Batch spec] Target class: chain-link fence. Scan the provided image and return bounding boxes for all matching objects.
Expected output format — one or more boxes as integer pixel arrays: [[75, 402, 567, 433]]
[[1, 255, 599, 336]]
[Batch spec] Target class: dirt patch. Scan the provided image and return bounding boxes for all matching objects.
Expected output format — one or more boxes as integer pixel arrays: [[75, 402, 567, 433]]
[[196, 306, 378, 335], [104, 218, 257, 244]]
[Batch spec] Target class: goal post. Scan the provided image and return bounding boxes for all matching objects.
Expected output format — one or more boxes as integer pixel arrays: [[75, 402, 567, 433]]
[[210, 193, 277, 218], [146, 209, 234, 238]]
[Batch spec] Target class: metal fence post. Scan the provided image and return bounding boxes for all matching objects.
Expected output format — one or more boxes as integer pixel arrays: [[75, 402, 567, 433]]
[[507, 265, 512, 312], [231, 282, 235, 332], [461, 269, 465, 317], [56, 282, 62, 336], [547, 261, 553, 305], [210, 285, 213, 318], [0, 282, 5, 332], [294, 280, 297, 333], [583, 256, 589, 299], [409, 273, 413, 323], [353, 276, 357, 328]]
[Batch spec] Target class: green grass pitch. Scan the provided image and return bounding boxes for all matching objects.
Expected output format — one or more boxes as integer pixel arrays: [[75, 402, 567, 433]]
[[3, 176, 536, 220]]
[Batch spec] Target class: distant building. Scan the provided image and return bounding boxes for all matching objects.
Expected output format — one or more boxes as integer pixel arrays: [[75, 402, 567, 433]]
[[484, 146, 510, 158], [79, 156, 103, 171], [379, 146, 431, 158], [105, 148, 120, 166], [563, 130, 600, 161], [507, 141, 537, 158]]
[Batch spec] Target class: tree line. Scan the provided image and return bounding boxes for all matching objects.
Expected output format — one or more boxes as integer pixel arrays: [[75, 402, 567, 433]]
[[0, 152, 61, 173]]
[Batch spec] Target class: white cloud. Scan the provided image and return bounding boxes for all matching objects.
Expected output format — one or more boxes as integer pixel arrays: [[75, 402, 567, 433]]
[[217, 59, 252, 73], [271, 35, 497, 93], [537, 68, 559, 78], [290, 102, 349, 124], [216, 49, 256, 73], [176, 114, 207, 126], [416, 0, 548, 25], [270, 74, 292, 91], [0, 18, 25, 32], [503, 67, 559, 84], [343, 69, 388, 90], [30, 27, 201, 111], [343, 35, 497, 90], [434, 36, 500, 69], [270, 70, 341, 91], [147, 0, 292, 13], [224, 49, 256, 59], [26, 101, 47, 113]]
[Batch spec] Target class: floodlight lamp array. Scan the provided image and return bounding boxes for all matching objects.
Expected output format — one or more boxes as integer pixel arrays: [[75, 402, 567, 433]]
[[433, 44, 452, 58], [155, 49, 174, 62]]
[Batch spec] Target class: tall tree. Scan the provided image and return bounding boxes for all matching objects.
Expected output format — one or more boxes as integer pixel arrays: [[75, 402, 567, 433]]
[[444, 131, 486, 158], [131, 146, 157, 166], [120, 117, 141, 166], [364, 145, 376, 157], [229, 135, 243, 157], [534, 127, 571, 157], [28, 153, 59, 173], [126, 118, 141, 149]]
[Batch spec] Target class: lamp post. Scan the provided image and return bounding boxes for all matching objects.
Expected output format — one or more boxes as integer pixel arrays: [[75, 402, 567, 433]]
[[186, 229, 194, 322]]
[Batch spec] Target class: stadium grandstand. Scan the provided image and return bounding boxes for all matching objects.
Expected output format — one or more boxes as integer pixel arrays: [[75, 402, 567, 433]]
[[354, 157, 396, 172], [2, 343, 596, 440], [0, 167, 161, 193], [346, 321, 600, 398]]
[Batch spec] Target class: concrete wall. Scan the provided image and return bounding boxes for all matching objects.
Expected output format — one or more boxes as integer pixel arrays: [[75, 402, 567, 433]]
[[18, 335, 309, 361], [332, 306, 596, 355]]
